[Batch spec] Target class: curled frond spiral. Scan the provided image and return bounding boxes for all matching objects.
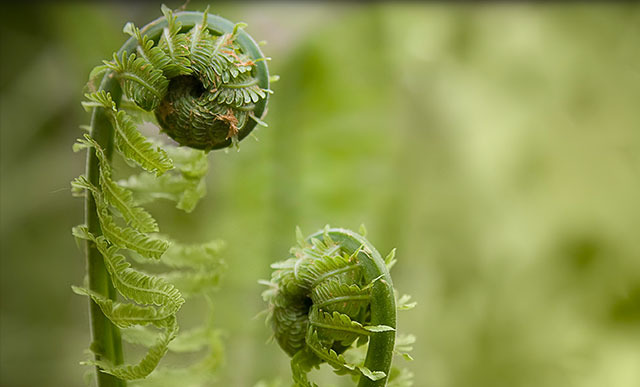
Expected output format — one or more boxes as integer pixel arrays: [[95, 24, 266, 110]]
[[90, 4, 271, 151], [262, 227, 414, 387], [73, 5, 271, 386]]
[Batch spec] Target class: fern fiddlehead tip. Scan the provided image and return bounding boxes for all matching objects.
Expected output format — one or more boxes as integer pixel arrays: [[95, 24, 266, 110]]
[[263, 227, 410, 386], [100, 6, 271, 151], [74, 6, 269, 385]]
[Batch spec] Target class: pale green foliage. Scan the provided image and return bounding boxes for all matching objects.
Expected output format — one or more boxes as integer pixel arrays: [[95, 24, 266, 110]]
[[305, 329, 384, 381], [159, 239, 225, 269], [386, 367, 414, 387], [118, 144, 209, 213], [344, 334, 416, 387], [290, 350, 319, 387], [141, 239, 227, 299], [160, 269, 223, 298], [72, 287, 175, 329], [92, 318, 179, 380], [393, 334, 416, 362], [122, 317, 225, 387], [395, 294, 416, 311]]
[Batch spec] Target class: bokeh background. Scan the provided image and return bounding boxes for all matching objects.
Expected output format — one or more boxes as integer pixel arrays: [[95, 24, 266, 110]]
[[2, 2, 640, 387]]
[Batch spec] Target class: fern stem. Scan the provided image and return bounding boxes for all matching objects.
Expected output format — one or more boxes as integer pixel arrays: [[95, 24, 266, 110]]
[[84, 16, 169, 387], [85, 77, 124, 387], [306, 228, 397, 387]]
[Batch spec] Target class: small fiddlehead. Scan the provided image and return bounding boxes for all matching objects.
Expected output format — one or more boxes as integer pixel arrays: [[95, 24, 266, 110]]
[[73, 5, 271, 387], [262, 227, 415, 387]]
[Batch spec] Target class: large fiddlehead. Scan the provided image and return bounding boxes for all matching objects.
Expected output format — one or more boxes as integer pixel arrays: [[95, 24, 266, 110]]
[[262, 227, 415, 387], [72, 5, 270, 387]]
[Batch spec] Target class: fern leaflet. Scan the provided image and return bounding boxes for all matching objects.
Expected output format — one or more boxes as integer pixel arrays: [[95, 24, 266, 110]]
[[103, 52, 168, 111], [83, 91, 173, 175], [88, 317, 179, 380], [76, 135, 158, 232], [158, 5, 192, 78], [72, 286, 175, 328]]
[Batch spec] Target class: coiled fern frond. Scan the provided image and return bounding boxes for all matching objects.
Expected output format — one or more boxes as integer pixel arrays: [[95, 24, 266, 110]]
[[73, 5, 271, 386], [88, 5, 270, 151], [262, 227, 415, 387]]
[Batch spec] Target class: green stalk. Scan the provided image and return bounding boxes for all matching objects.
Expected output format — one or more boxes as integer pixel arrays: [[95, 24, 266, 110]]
[[85, 76, 124, 387], [83, 13, 180, 387], [307, 228, 397, 387]]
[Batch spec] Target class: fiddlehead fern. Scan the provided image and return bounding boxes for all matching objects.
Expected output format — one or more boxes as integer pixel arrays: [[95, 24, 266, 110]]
[[73, 5, 270, 387], [262, 227, 415, 387], [88, 5, 271, 150]]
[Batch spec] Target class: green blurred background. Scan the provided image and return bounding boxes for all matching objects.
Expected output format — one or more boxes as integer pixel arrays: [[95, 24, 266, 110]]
[[2, 2, 640, 386]]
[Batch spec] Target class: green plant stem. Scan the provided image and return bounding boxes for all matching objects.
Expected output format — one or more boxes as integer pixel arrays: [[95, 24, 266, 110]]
[[84, 11, 268, 387], [307, 228, 397, 387], [85, 77, 124, 387], [83, 15, 166, 387]]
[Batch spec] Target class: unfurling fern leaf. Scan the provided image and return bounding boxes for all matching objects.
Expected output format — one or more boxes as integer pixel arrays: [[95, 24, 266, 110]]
[[95, 5, 271, 151], [75, 135, 158, 233], [207, 72, 271, 108], [71, 176, 169, 259], [119, 236, 227, 387], [188, 16, 219, 90], [123, 23, 173, 80], [262, 227, 414, 387], [118, 143, 209, 213], [73, 5, 272, 386], [311, 279, 370, 317], [91, 317, 179, 381], [103, 52, 169, 111], [72, 287, 176, 329], [83, 91, 173, 175], [72, 226, 181, 310], [308, 307, 373, 344], [157, 5, 192, 78]]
